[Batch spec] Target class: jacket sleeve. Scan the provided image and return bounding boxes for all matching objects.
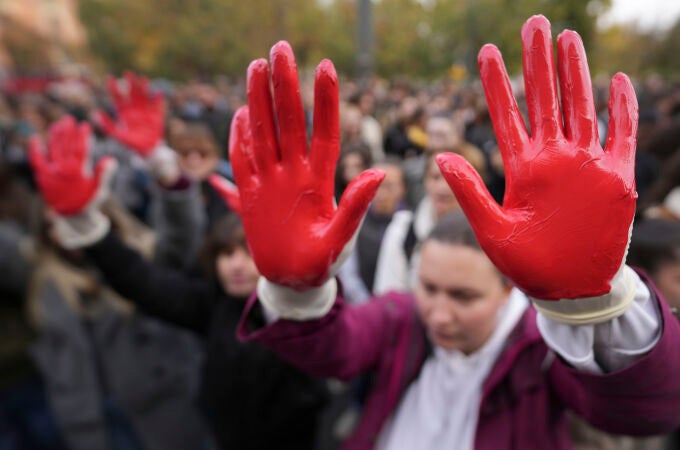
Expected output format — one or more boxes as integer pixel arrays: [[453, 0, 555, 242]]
[[151, 179, 206, 271], [0, 221, 32, 300], [86, 229, 215, 335], [547, 275, 680, 436], [237, 289, 415, 381]]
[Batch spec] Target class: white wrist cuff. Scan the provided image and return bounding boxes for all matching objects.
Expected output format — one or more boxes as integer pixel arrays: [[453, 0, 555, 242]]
[[531, 265, 637, 325], [257, 277, 337, 321], [53, 209, 110, 249], [148, 144, 180, 182]]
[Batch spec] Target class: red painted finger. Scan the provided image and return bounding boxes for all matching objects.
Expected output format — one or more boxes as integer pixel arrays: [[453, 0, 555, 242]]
[[270, 41, 309, 165], [436, 152, 510, 241], [557, 30, 597, 149], [209, 174, 242, 215], [228, 106, 259, 189], [247, 58, 280, 171], [478, 44, 527, 173], [604, 72, 638, 188], [310, 59, 341, 181], [521, 15, 562, 140], [327, 168, 385, 250]]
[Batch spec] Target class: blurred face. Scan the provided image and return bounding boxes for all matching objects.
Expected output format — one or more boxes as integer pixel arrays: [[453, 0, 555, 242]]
[[341, 106, 363, 137], [398, 97, 419, 122], [215, 246, 259, 298], [341, 152, 366, 184], [359, 93, 375, 115], [426, 117, 460, 153], [653, 261, 680, 312], [415, 240, 511, 354], [372, 163, 405, 215], [424, 157, 459, 219], [174, 136, 219, 181]]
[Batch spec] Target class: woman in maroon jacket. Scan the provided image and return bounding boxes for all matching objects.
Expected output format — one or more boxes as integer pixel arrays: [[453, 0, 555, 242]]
[[237, 212, 679, 450], [210, 14, 680, 450]]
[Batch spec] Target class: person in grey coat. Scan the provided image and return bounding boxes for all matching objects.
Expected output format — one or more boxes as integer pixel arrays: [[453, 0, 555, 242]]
[[28, 90, 210, 449]]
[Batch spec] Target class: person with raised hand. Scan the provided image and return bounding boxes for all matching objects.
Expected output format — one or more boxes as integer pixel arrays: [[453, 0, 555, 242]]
[[211, 40, 385, 315], [27, 115, 211, 450], [436, 17, 638, 320], [94, 71, 180, 187], [29, 116, 118, 248], [95, 71, 224, 271], [217, 16, 680, 450], [95, 72, 165, 155], [30, 112, 330, 449], [95, 71, 237, 238]]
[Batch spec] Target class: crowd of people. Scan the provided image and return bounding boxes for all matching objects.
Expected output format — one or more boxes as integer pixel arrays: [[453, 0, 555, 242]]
[[1, 14, 680, 450]]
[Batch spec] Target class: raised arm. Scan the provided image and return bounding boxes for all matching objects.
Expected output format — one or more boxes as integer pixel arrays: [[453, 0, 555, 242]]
[[216, 41, 384, 304], [94, 71, 180, 186], [86, 229, 215, 335], [95, 72, 165, 158], [437, 14, 680, 433], [437, 16, 637, 314], [29, 117, 215, 334], [212, 42, 393, 377], [95, 71, 207, 270]]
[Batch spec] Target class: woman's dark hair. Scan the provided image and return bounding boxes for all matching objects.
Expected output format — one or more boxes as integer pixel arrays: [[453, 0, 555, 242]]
[[168, 121, 220, 156], [334, 142, 373, 201], [425, 211, 509, 284], [339, 142, 373, 170], [201, 213, 248, 279], [627, 218, 680, 275], [425, 210, 481, 250]]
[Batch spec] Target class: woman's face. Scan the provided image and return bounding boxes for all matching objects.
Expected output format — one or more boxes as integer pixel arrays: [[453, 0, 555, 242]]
[[174, 136, 219, 181], [415, 240, 510, 354], [215, 246, 260, 298], [425, 117, 460, 153], [372, 163, 405, 215], [341, 106, 363, 137], [424, 157, 459, 219]]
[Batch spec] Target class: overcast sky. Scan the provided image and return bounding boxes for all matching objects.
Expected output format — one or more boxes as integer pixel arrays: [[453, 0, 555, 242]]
[[599, 0, 680, 31]]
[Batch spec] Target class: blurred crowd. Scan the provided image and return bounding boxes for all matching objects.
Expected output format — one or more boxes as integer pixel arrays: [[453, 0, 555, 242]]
[[0, 66, 679, 450]]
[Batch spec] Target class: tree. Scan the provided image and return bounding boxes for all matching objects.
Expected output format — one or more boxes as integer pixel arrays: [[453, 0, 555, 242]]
[[80, 0, 642, 81], [651, 18, 680, 77], [428, 0, 610, 77], [80, 0, 330, 78]]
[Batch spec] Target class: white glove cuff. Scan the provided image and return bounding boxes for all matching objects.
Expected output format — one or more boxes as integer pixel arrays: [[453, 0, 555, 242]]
[[147, 144, 180, 182], [257, 277, 337, 321], [531, 265, 638, 325], [254, 202, 366, 322], [53, 209, 111, 249]]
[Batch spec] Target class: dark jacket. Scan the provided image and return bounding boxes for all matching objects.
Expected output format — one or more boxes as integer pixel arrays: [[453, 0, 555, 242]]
[[29, 198, 207, 450], [29, 253, 206, 450], [86, 231, 328, 450], [0, 220, 35, 388]]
